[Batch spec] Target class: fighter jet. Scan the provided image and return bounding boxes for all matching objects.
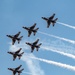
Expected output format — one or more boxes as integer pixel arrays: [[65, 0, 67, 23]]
[[6, 31, 23, 45], [7, 48, 24, 61], [8, 65, 24, 75], [26, 39, 42, 52], [42, 13, 58, 28], [22, 23, 39, 37]]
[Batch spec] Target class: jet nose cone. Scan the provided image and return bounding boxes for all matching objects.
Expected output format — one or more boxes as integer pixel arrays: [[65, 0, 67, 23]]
[[26, 42, 29, 45], [20, 48, 22, 50], [53, 13, 55, 15], [8, 68, 10, 70], [22, 26, 24, 28], [37, 39, 39, 41], [6, 35, 8, 36], [20, 65, 22, 66], [34, 23, 36, 25], [21, 36, 23, 38], [19, 31, 21, 33], [23, 26, 26, 29], [25, 27, 27, 29], [56, 18, 58, 20], [26, 42, 27, 44], [7, 52, 9, 53], [22, 68, 24, 71], [40, 43, 42, 45], [42, 17, 44, 19]]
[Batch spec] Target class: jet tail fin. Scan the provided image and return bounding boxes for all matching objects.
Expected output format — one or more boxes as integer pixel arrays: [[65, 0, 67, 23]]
[[52, 18, 58, 26], [33, 28, 39, 36], [37, 43, 42, 47], [17, 36, 23, 44], [18, 52, 24, 59], [18, 69, 24, 73], [54, 18, 58, 22], [36, 43, 42, 51]]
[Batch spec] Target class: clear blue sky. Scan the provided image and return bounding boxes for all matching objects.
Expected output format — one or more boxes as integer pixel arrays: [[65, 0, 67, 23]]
[[0, 0, 75, 75]]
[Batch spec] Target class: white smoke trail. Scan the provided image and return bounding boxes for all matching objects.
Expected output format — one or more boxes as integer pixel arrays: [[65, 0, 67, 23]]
[[21, 54, 45, 75], [57, 22, 75, 29], [22, 71, 32, 75], [9, 42, 75, 72], [41, 46, 75, 59], [30, 57, 75, 71], [38, 31, 75, 44]]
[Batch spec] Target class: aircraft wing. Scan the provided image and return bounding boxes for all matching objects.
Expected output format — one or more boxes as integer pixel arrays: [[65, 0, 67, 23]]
[[52, 22, 55, 26], [30, 23, 36, 29], [15, 65, 22, 71], [36, 48, 39, 51], [13, 72, 16, 75], [14, 32, 21, 38], [12, 39, 16, 45], [47, 21, 51, 28], [49, 13, 55, 20], [15, 48, 22, 54], [31, 46, 35, 52], [33, 39, 39, 45], [28, 31, 32, 37], [13, 55, 17, 61]]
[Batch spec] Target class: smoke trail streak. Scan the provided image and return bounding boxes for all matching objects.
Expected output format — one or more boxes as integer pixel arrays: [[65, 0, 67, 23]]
[[38, 31, 75, 44], [57, 22, 75, 29], [21, 54, 45, 75], [41, 46, 75, 59], [9, 42, 75, 72], [30, 57, 75, 71], [22, 71, 32, 75]]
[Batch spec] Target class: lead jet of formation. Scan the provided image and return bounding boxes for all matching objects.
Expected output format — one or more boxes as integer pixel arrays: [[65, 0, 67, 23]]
[[22, 23, 39, 37], [8, 65, 24, 75], [26, 39, 42, 52], [6, 31, 23, 45], [42, 13, 58, 28], [7, 48, 24, 61]]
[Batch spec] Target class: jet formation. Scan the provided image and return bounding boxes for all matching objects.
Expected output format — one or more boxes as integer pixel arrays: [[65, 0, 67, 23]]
[[42, 13, 58, 28], [7, 13, 58, 75], [8, 65, 24, 75]]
